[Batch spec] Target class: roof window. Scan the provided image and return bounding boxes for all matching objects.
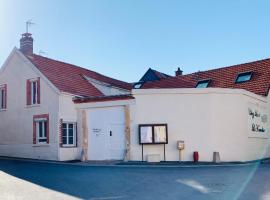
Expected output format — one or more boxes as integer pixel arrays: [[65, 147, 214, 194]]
[[196, 79, 211, 88], [133, 82, 144, 89], [236, 72, 253, 83]]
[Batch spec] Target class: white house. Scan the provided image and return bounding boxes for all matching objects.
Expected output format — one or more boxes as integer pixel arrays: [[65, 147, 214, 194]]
[[1, 33, 270, 162], [0, 33, 132, 161]]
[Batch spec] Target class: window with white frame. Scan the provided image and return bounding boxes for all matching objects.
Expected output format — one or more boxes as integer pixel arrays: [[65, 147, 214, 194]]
[[35, 119, 48, 143], [31, 80, 38, 105], [0, 86, 6, 109], [62, 122, 76, 147]]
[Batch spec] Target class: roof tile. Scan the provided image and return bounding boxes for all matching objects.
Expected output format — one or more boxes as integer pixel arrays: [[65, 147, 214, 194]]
[[26, 54, 132, 97], [142, 58, 270, 96]]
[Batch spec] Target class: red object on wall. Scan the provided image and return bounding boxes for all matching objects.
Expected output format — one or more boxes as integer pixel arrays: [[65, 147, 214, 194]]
[[2, 84, 7, 109], [33, 119, 36, 144], [26, 79, 31, 105], [193, 151, 199, 162], [37, 77, 40, 104], [59, 119, 63, 147], [46, 115, 50, 144]]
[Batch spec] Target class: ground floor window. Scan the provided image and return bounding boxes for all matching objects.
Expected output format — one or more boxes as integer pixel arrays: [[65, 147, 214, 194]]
[[62, 122, 76, 147], [33, 114, 49, 144], [36, 120, 47, 143]]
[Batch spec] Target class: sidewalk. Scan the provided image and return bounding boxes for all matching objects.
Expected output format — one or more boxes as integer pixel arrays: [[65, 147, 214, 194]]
[[0, 156, 267, 168]]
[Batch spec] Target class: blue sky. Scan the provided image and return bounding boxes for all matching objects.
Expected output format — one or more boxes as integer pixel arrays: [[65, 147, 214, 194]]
[[1, 0, 270, 82]]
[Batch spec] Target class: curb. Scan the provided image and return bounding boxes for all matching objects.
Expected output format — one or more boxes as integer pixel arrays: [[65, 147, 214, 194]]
[[0, 156, 264, 168]]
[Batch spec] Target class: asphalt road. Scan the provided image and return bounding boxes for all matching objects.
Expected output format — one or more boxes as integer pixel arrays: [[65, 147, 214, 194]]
[[0, 158, 269, 200]]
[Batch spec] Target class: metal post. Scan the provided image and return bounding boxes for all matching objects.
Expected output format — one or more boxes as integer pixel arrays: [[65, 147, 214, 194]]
[[141, 144, 144, 162], [164, 144, 166, 161]]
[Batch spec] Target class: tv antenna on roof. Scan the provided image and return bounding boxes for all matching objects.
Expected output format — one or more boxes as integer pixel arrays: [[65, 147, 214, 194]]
[[26, 19, 35, 33], [38, 50, 47, 56]]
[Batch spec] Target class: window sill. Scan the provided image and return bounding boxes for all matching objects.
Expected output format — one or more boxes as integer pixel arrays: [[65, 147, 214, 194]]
[[0, 109, 7, 112], [33, 144, 50, 147], [61, 145, 77, 148], [26, 104, 41, 108]]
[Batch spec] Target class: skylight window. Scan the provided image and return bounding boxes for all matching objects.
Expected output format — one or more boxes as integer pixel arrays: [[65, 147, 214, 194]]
[[196, 79, 211, 88], [236, 72, 253, 83]]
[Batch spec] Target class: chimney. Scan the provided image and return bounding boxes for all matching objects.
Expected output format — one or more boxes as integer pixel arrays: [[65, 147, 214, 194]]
[[175, 67, 183, 76], [20, 33, 33, 55]]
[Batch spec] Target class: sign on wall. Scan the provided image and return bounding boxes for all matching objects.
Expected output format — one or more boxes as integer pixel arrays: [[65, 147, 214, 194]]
[[139, 124, 168, 144], [248, 103, 268, 138]]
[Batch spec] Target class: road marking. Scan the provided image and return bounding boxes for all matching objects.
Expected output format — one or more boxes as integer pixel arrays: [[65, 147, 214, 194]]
[[176, 179, 210, 193]]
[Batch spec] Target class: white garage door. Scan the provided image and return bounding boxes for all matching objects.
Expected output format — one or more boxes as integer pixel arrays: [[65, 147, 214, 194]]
[[88, 106, 126, 160]]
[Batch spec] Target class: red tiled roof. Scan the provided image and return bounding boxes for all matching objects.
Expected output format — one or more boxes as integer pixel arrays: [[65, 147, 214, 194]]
[[26, 54, 132, 97], [142, 76, 194, 89], [142, 58, 270, 96]]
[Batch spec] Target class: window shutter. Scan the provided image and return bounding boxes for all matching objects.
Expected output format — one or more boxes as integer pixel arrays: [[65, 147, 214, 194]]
[[3, 84, 7, 109], [75, 122, 78, 147], [37, 77, 40, 104], [46, 115, 50, 143], [33, 120, 37, 144], [26, 79, 31, 105], [59, 119, 63, 147]]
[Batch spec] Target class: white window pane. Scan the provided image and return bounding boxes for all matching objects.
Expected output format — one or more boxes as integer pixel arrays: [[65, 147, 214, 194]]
[[44, 121, 47, 138], [39, 121, 43, 137], [154, 126, 167, 143], [140, 126, 152, 143]]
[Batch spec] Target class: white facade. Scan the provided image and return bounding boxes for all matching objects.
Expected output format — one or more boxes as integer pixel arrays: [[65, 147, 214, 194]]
[[129, 88, 270, 162], [0, 49, 132, 161], [0, 49, 60, 160], [1, 48, 270, 163]]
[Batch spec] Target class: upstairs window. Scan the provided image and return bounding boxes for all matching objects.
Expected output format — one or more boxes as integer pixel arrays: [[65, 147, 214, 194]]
[[27, 78, 40, 106], [0, 84, 7, 110], [196, 79, 211, 88], [31, 80, 38, 104], [236, 72, 253, 83]]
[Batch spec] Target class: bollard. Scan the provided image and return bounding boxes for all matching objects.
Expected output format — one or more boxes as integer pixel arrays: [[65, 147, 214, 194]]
[[213, 152, 220, 163], [193, 151, 199, 162]]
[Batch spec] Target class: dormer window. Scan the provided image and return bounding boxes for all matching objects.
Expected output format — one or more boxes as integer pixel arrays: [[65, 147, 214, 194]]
[[196, 79, 211, 88], [133, 82, 144, 89], [236, 72, 253, 83]]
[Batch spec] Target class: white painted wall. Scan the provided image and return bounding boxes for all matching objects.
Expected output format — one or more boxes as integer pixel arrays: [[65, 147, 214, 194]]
[[58, 93, 81, 161], [0, 49, 60, 160], [130, 88, 270, 162]]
